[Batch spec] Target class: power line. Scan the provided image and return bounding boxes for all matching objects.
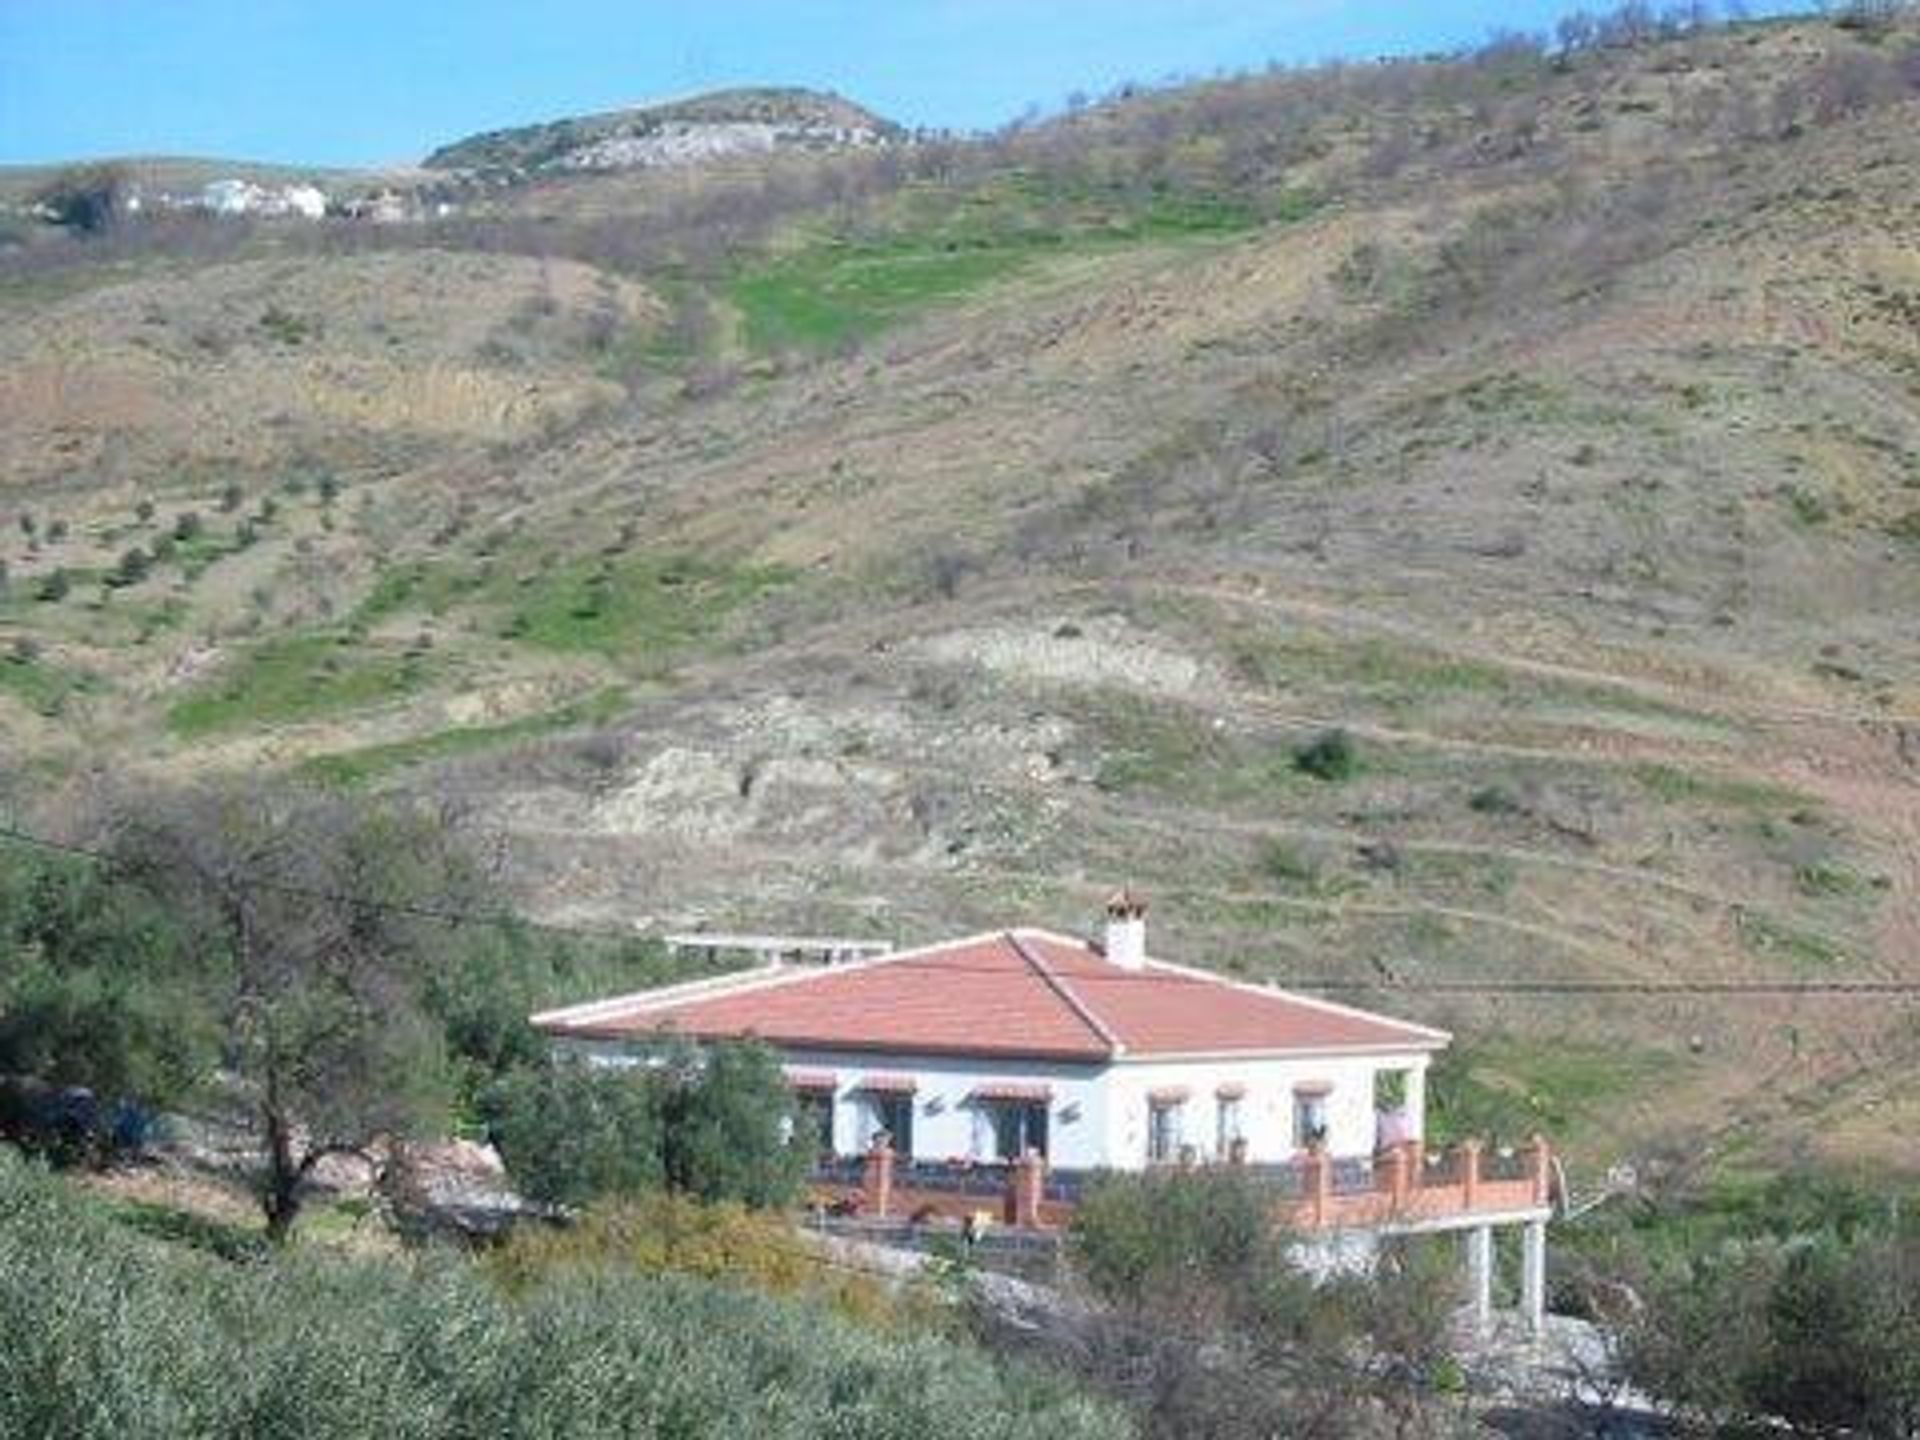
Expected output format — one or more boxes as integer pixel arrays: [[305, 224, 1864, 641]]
[[5, 822, 1916, 999]]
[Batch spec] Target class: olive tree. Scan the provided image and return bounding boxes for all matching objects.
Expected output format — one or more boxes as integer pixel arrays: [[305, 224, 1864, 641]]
[[108, 782, 484, 1240]]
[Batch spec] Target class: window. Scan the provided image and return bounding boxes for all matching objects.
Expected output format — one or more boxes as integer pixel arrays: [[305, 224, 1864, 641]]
[[1292, 1088, 1329, 1149], [1215, 1095, 1244, 1157], [988, 1101, 1049, 1160], [869, 1093, 913, 1156], [1147, 1099, 1185, 1164], [793, 1092, 835, 1156]]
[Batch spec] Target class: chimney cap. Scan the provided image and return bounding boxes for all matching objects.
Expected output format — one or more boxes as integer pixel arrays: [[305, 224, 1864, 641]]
[[1105, 886, 1148, 919]]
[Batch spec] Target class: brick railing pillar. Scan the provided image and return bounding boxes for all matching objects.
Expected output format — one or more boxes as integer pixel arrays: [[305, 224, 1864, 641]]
[[1384, 1142, 1410, 1210], [1407, 1138, 1426, 1188], [1007, 1149, 1046, 1229], [1305, 1150, 1331, 1228], [1458, 1138, 1483, 1211], [1527, 1133, 1552, 1208], [862, 1141, 894, 1219]]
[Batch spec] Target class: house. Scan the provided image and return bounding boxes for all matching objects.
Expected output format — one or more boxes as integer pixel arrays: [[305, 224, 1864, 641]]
[[532, 892, 1554, 1333], [533, 892, 1445, 1172]]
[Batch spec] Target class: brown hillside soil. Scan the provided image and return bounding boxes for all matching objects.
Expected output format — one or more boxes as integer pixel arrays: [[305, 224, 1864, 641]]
[[6, 16, 1920, 1181]]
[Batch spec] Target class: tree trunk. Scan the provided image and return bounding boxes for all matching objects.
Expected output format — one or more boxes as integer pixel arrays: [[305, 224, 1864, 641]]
[[262, 1105, 302, 1244]]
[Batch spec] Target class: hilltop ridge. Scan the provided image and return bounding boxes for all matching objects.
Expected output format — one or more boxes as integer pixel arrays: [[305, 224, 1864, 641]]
[[421, 86, 898, 175]]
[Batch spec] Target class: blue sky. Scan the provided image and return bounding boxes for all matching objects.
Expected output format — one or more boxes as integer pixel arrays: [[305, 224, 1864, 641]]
[[0, 2, 1767, 168]]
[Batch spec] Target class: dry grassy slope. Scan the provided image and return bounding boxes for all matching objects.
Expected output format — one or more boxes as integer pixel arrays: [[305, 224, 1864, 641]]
[[4, 18, 1920, 1177]]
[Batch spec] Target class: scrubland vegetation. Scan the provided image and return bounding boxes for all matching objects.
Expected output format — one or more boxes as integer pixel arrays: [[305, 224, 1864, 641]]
[[0, 1150, 1116, 1440]]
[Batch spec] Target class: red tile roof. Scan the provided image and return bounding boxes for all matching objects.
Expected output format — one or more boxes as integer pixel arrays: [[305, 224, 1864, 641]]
[[534, 929, 1446, 1061]]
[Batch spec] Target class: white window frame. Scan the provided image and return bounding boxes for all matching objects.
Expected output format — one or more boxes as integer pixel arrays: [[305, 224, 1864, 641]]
[[1215, 1095, 1244, 1157], [1147, 1098, 1185, 1164]]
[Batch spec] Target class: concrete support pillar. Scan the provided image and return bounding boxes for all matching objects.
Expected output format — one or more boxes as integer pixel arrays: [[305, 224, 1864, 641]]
[[861, 1141, 894, 1219], [1527, 1133, 1553, 1209], [1465, 1224, 1493, 1337], [1007, 1149, 1046, 1229], [1458, 1138, 1483, 1211], [1404, 1066, 1427, 1141], [1521, 1220, 1547, 1339], [1384, 1143, 1410, 1211], [1305, 1149, 1331, 1228]]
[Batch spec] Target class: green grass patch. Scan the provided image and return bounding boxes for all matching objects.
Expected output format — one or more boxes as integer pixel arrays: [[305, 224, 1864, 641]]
[[354, 560, 486, 625], [172, 527, 244, 581], [350, 551, 788, 669], [166, 631, 429, 738], [729, 173, 1270, 352], [1426, 1034, 1682, 1150], [501, 555, 790, 663], [300, 686, 628, 786], [732, 240, 1032, 351]]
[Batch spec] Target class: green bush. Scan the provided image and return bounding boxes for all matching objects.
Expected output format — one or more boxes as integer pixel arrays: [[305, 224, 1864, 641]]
[[1291, 728, 1358, 782], [1623, 1223, 1920, 1435], [484, 1057, 665, 1208], [0, 1150, 1121, 1440], [1064, 1169, 1462, 1435], [484, 1040, 806, 1212], [1072, 1167, 1292, 1312]]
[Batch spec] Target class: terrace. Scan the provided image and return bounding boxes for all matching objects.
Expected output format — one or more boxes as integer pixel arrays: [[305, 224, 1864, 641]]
[[808, 1135, 1557, 1335], [808, 1134, 1554, 1234]]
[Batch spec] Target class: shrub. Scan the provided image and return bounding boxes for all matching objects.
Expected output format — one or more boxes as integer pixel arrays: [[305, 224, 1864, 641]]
[[483, 1056, 666, 1208], [1623, 1224, 1920, 1435], [34, 569, 69, 603], [485, 1192, 908, 1327], [1468, 784, 1522, 815], [30, 164, 128, 234], [486, 1040, 806, 1212], [1072, 1167, 1292, 1314], [111, 547, 151, 587], [0, 1149, 1119, 1440], [1061, 1169, 1465, 1436], [1292, 728, 1358, 782]]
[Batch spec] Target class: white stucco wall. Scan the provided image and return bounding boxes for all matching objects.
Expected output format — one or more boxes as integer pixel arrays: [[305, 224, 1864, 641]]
[[556, 1035, 1433, 1170]]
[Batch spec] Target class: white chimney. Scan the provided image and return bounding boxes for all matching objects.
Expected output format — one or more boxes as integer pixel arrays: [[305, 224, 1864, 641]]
[[1104, 888, 1148, 969]]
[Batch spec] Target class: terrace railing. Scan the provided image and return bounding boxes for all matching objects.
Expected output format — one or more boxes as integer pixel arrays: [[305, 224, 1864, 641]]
[[805, 1136, 1554, 1233]]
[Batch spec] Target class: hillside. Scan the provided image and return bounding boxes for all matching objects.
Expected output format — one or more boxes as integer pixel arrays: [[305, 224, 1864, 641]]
[[422, 86, 898, 174], [4, 12, 1920, 1183]]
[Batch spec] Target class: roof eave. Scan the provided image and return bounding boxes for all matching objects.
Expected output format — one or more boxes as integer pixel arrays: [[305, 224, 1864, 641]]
[[541, 1024, 1112, 1066], [1109, 1038, 1450, 1063]]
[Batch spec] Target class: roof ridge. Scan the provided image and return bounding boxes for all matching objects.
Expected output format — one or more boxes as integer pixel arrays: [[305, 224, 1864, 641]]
[[1005, 931, 1125, 1057]]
